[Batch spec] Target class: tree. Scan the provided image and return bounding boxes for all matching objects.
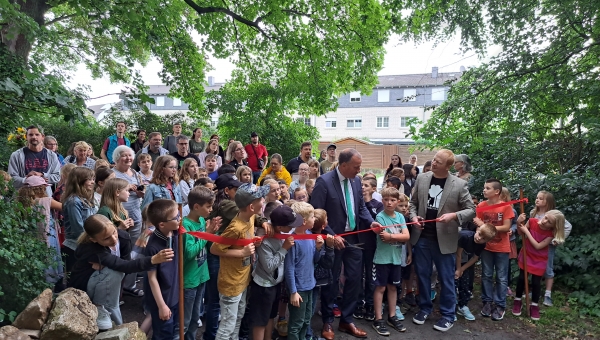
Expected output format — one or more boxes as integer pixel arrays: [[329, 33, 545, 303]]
[[207, 81, 319, 162], [2, 0, 390, 118]]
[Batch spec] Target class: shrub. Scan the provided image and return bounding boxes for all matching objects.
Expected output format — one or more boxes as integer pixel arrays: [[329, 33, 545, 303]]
[[0, 181, 58, 324]]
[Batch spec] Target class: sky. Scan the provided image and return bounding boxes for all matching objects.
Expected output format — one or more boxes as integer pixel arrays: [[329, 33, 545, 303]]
[[76, 35, 493, 106]]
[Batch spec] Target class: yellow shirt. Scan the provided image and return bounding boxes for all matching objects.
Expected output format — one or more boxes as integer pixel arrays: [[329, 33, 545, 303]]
[[256, 166, 293, 186], [216, 214, 255, 296]]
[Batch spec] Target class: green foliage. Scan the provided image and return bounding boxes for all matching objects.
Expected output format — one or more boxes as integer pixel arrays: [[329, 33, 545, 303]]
[[3, 0, 390, 118], [207, 82, 320, 163], [0, 45, 88, 136], [0, 182, 57, 325]]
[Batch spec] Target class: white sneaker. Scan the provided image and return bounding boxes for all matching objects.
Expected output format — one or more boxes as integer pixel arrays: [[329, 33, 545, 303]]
[[197, 317, 203, 327], [96, 305, 112, 330]]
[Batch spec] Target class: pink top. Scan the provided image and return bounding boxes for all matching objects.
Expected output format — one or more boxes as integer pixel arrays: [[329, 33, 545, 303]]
[[518, 218, 554, 276]]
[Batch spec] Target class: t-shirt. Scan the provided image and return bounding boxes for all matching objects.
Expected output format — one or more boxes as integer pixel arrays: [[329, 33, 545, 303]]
[[458, 230, 486, 260], [215, 215, 255, 296], [170, 152, 201, 169], [320, 159, 335, 174], [208, 170, 219, 181], [374, 211, 406, 265], [284, 231, 318, 293], [244, 143, 268, 172], [102, 137, 126, 150], [478, 201, 515, 253], [96, 205, 126, 229], [144, 229, 179, 308], [182, 217, 209, 288], [189, 139, 206, 155], [422, 176, 447, 240], [518, 218, 554, 276], [23, 148, 49, 174]]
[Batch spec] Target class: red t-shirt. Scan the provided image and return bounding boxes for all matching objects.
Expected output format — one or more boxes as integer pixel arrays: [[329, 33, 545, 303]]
[[102, 136, 127, 151], [477, 201, 515, 253], [244, 143, 268, 171]]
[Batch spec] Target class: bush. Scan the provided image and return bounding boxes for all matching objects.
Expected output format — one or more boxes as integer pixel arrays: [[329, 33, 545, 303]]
[[0, 182, 58, 324]]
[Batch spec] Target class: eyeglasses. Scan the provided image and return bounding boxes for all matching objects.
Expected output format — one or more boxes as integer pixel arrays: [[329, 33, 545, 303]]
[[165, 212, 181, 222], [299, 168, 309, 172], [178, 143, 189, 146]]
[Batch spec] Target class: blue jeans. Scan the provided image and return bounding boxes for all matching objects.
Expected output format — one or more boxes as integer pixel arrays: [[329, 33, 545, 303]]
[[174, 283, 206, 340], [306, 287, 320, 338], [87, 267, 125, 325], [203, 253, 221, 340], [480, 250, 509, 308], [413, 237, 456, 321], [545, 244, 556, 278]]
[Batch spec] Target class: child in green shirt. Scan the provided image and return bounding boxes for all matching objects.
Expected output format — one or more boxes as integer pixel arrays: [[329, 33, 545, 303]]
[[175, 186, 221, 340]]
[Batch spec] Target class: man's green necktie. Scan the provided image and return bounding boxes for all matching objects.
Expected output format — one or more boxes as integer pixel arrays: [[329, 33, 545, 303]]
[[344, 178, 356, 230]]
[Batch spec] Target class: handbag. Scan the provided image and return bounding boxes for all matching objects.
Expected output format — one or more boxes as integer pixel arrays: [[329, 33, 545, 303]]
[[251, 144, 265, 170]]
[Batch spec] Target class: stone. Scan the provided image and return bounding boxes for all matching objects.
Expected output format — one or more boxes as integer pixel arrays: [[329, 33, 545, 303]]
[[94, 328, 129, 340], [18, 329, 41, 339], [12, 288, 53, 330], [114, 322, 146, 340], [0, 326, 29, 340], [40, 288, 98, 340]]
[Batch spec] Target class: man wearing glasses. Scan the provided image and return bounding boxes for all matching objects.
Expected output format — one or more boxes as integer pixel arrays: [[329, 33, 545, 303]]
[[132, 132, 169, 171], [170, 135, 201, 169]]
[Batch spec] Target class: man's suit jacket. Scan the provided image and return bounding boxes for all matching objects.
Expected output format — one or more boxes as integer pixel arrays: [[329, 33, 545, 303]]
[[409, 171, 476, 254], [310, 170, 374, 241]]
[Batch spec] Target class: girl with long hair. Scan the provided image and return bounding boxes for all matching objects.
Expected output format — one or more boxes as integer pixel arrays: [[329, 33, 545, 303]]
[[180, 157, 200, 205], [97, 178, 134, 231], [141, 155, 182, 209]]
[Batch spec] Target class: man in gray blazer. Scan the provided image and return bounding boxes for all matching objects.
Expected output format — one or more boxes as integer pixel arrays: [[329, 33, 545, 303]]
[[409, 149, 476, 332]]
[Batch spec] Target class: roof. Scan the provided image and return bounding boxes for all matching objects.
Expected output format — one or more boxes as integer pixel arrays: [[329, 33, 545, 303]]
[[87, 102, 119, 119], [146, 83, 225, 95], [332, 137, 373, 145], [369, 138, 416, 145], [374, 72, 462, 88]]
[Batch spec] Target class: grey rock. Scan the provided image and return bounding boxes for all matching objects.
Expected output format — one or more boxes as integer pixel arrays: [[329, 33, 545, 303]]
[[94, 328, 129, 340], [12, 288, 53, 330], [114, 322, 146, 340], [40, 288, 98, 340], [0, 326, 29, 340]]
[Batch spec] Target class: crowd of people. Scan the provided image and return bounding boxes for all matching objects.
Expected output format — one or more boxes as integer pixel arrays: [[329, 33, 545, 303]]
[[1, 122, 573, 340]]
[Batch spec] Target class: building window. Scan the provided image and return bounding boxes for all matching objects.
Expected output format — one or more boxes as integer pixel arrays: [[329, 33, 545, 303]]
[[349, 91, 361, 102], [304, 118, 311, 126], [173, 98, 182, 106], [400, 116, 417, 128], [210, 118, 218, 127], [377, 90, 390, 102], [156, 96, 165, 107], [347, 118, 362, 128], [325, 118, 337, 128], [403, 88, 417, 102], [431, 87, 445, 101], [376, 117, 389, 128]]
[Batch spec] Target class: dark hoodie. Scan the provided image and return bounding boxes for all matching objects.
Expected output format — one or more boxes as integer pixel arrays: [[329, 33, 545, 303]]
[[69, 229, 153, 292]]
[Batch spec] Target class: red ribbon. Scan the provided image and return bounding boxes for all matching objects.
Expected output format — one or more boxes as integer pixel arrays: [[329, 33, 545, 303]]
[[476, 198, 528, 213], [180, 198, 528, 246]]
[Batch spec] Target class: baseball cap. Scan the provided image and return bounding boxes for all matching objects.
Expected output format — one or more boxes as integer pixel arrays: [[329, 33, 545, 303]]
[[215, 173, 242, 190], [270, 205, 304, 228], [327, 144, 337, 150], [251, 132, 259, 137], [24, 176, 49, 187], [234, 183, 270, 209]]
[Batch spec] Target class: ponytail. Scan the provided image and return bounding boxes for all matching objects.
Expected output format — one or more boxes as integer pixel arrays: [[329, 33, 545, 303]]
[[77, 214, 113, 244]]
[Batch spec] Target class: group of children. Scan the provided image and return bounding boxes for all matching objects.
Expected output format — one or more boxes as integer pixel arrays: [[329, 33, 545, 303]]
[[1, 158, 571, 339]]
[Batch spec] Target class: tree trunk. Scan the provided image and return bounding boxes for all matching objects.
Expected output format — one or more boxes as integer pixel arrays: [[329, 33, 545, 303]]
[[1, 0, 50, 62]]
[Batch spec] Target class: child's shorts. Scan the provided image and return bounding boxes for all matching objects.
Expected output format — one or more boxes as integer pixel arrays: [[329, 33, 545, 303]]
[[401, 262, 412, 281], [248, 280, 280, 327], [373, 263, 401, 287]]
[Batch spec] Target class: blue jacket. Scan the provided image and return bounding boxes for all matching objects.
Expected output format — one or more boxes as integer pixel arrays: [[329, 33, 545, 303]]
[[310, 169, 374, 241], [141, 182, 182, 209], [106, 134, 131, 164], [63, 195, 97, 250]]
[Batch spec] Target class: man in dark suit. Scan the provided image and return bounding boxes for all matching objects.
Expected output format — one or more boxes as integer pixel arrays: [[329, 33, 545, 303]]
[[311, 148, 383, 339], [409, 149, 476, 332]]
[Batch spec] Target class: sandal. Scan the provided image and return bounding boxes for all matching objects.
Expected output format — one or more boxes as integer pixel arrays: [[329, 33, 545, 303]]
[[123, 288, 144, 297]]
